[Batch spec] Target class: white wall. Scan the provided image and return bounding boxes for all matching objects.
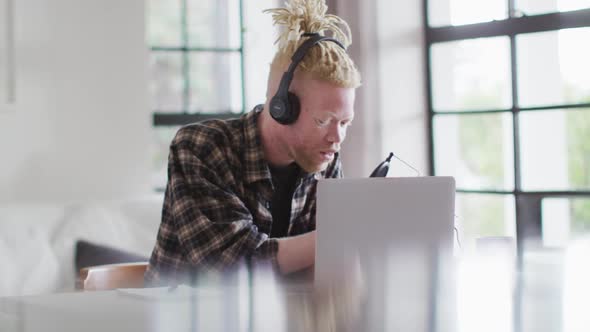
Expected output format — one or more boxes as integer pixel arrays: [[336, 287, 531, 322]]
[[0, 0, 151, 203], [375, 0, 429, 177], [334, 0, 428, 178], [243, 0, 279, 111], [331, 0, 383, 178]]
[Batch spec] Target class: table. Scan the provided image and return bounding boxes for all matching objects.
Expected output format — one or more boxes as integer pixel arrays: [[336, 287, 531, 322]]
[[1, 244, 589, 332]]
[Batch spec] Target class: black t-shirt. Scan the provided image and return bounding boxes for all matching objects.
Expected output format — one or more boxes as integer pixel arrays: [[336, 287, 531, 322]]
[[269, 163, 300, 238]]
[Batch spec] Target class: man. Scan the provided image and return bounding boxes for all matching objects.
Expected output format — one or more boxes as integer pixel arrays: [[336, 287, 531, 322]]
[[145, 0, 361, 285]]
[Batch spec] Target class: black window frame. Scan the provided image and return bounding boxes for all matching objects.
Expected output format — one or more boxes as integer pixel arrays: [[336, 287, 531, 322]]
[[423, 3, 590, 253], [151, 0, 247, 127], [149, 0, 247, 191]]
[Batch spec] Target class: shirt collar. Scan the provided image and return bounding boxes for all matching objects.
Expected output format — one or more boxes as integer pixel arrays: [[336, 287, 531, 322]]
[[243, 105, 272, 184]]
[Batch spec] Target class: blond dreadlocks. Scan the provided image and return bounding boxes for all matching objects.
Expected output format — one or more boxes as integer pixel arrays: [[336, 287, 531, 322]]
[[264, 0, 361, 89]]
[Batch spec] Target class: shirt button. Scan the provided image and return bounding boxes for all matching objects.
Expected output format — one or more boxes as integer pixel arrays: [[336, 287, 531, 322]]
[[265, 201, 271, 209]]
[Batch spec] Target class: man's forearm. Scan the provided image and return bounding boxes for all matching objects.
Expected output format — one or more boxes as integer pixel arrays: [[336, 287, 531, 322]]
[[276, 230, 316, 274]]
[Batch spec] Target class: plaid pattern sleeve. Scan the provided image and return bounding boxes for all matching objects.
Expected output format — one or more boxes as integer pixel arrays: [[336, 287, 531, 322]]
[[170, 141, 278, 264], [145, 107, 342, 286]]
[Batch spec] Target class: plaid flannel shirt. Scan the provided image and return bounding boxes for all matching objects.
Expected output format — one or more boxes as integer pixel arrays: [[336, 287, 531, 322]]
[[145, 105, 342, 285]]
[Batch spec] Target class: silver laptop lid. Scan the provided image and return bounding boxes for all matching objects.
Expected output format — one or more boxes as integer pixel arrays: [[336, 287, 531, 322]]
[[314, 176, 456, 332], [316, 176, 455, 261]]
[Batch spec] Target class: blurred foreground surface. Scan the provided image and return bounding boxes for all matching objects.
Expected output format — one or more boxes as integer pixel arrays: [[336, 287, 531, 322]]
[[1, 240, 589, 332]]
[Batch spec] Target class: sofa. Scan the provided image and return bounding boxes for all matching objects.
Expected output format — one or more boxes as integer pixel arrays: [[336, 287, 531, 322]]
[[0, 194, 164, 297]]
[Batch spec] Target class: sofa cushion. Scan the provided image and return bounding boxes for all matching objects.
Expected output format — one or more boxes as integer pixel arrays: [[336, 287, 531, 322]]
[[0, 194, 163, 297], [0, 205, 65, 297], [75, 240, 148, 273]]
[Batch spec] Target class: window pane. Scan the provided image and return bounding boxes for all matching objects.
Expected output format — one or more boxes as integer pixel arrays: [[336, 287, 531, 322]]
[[428, 0, 507, 27], [148, 0, 182, 47], [188, 52, 243, 113], [517, 28, 590, 108], [151, 126, 181, 189], [187, 0, 241, 49], [431, 37, 512, 112], [542, 197, 590, 248], [150, 52, 184, 111], [434, 113, 515, 190], [520, 109, 590, 191], [516, 0, 590, 16], [456, 193, 516, 249]]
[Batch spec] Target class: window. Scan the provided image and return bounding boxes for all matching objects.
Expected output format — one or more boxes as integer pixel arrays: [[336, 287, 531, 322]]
[[425, 1, 590, 250], [148, 0, 278, 189]]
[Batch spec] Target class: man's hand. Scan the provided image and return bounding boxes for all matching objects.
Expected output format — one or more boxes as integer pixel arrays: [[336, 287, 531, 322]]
[[276, 230, 316, 274]]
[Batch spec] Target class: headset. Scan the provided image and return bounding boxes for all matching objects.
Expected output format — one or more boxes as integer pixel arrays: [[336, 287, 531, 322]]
[[269, 33, 346, 125]]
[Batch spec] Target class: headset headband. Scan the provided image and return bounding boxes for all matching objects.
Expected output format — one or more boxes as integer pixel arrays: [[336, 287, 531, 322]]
[[275, 33, 346, 100]]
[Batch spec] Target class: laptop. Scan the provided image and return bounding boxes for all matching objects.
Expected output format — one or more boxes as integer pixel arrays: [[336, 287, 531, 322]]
[[315, 176, 456, 331]]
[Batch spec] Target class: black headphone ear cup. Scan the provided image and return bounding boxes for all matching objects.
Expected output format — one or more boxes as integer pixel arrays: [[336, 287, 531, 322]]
[[269, 95, 288, 124], [287, 92, 301, 124]]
